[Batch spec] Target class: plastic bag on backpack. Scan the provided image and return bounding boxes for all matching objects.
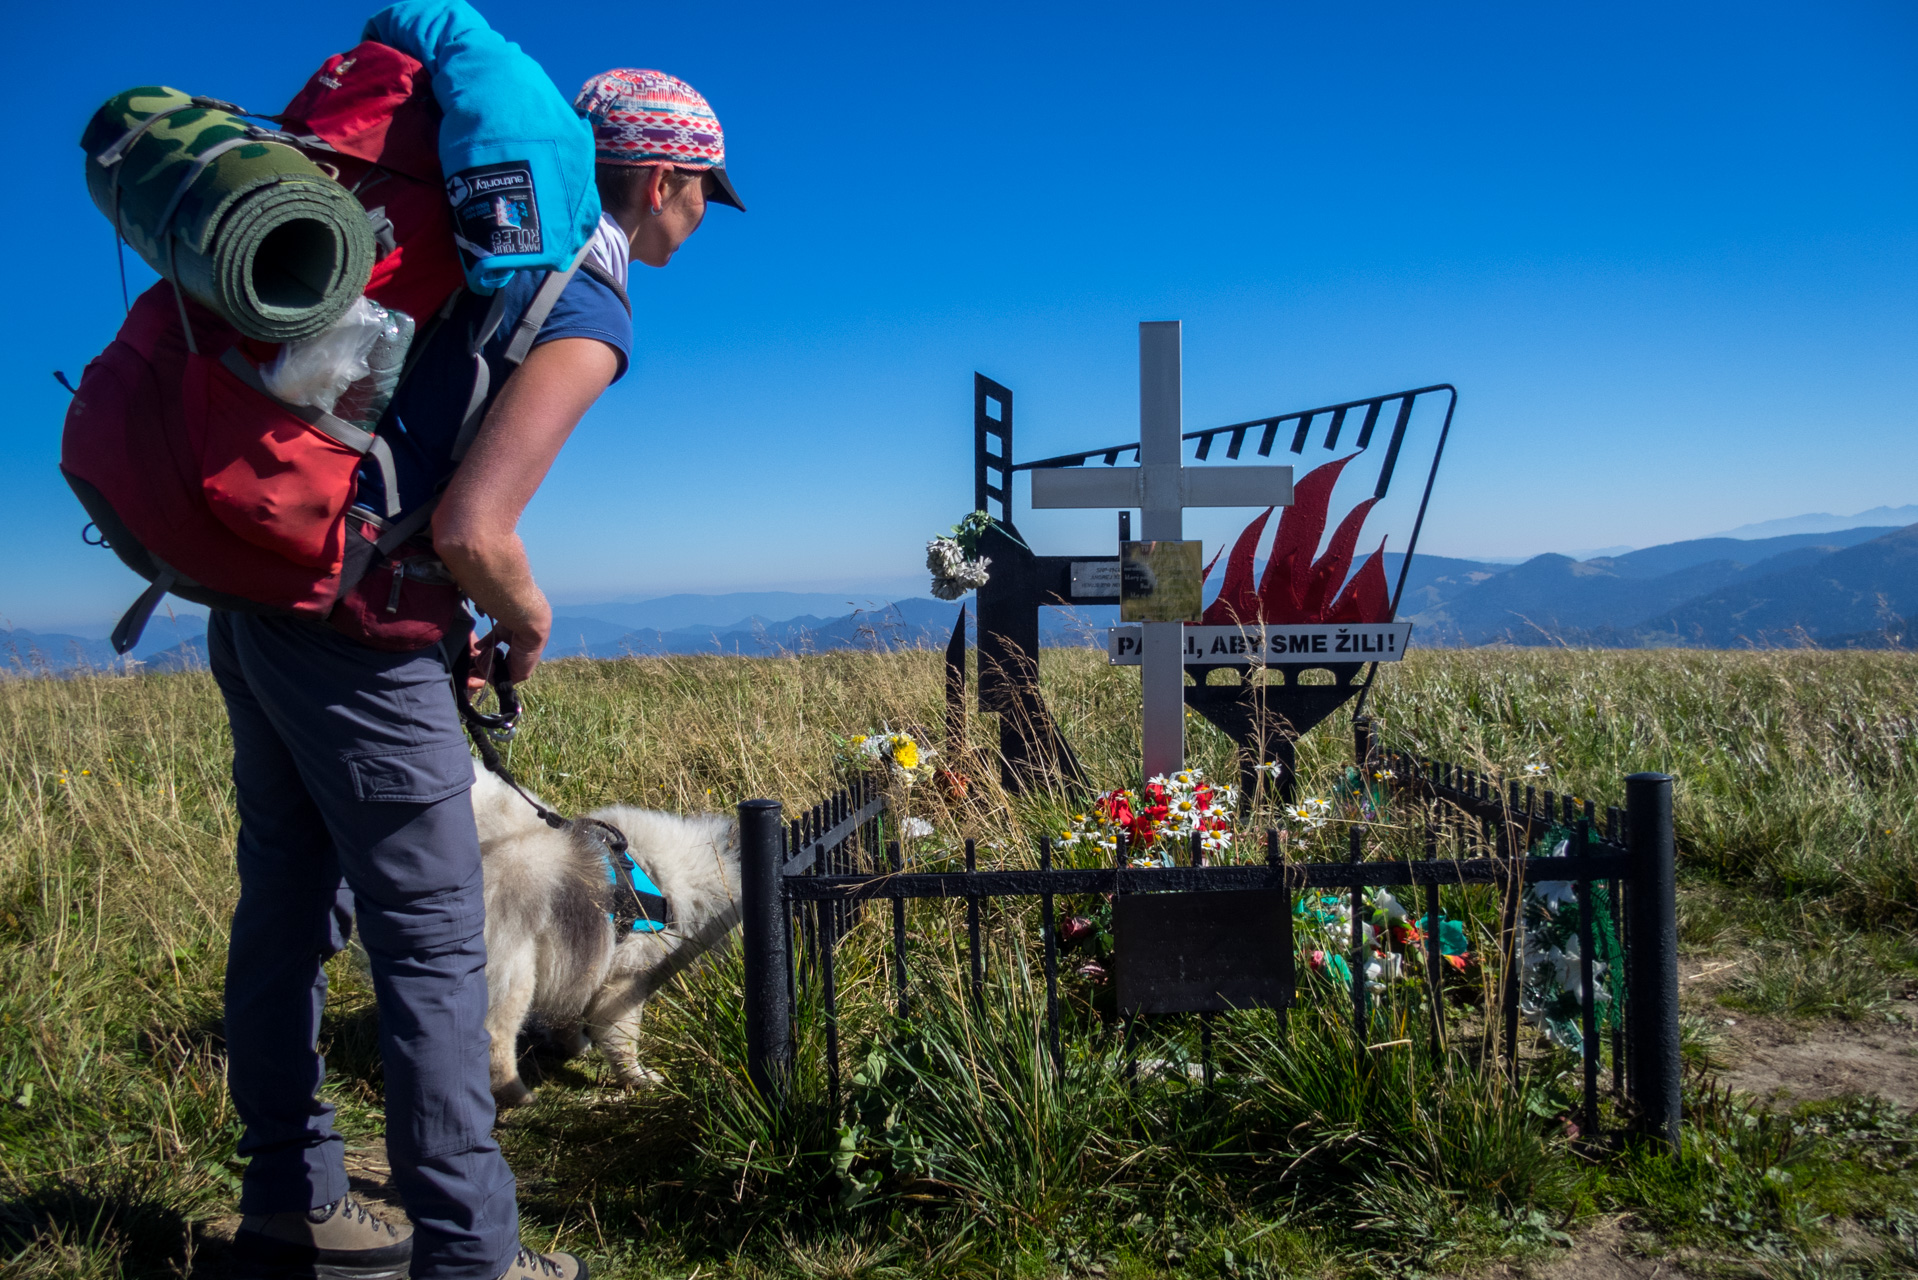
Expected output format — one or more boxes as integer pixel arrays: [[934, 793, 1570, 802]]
[[261, 297, 387, 415], [332, 307, 416, 432]]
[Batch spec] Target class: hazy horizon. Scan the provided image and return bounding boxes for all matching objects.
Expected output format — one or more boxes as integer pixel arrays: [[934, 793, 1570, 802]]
[[11, 503, 1912, 637]]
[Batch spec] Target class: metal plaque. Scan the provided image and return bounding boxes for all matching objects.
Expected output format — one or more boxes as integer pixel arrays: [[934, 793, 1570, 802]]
[[1119, 541, 1204, 623], [1114, 889, 1293, 1015], [1070, 559, 1122, 598], [1107, 621, 1414, 666]]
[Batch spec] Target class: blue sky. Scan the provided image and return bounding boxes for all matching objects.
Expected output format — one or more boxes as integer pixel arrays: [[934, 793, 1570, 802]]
[[6, 0, 1914, 631]]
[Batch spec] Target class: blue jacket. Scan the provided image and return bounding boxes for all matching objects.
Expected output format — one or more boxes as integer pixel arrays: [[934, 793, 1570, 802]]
[[364, 0, 600, 293]]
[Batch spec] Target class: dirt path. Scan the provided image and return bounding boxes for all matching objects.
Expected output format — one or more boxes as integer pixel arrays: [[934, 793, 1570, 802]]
[[1715, 1014, 1918, 1107], [1680, 947, 1918, 1108], [1446, 959, 1918, 1280], [1447, 1218, 1700, 1279]]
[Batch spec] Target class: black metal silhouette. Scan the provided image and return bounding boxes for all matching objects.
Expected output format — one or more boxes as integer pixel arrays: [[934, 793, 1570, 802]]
[[969, 372, 1458, 798]]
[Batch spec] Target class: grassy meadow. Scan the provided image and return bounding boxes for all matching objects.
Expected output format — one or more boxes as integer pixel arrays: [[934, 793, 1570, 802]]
[[2, 647, 1917, 1277]]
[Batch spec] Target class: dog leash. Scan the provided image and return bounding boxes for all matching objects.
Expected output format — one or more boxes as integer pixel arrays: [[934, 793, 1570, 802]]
[[453, 639, 571, 830], [451, 640, 650, 917]]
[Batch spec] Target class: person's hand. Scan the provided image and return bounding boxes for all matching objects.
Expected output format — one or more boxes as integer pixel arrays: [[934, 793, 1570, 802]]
[[467, 612, 550, 691], [466, 625, 490, 691]]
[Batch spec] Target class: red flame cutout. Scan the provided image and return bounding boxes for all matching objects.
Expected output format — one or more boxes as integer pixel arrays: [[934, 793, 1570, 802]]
[[1198, 506, 1272, 625], [1258, 455, 1355, 620], [1197, 456, 1394, 626], [1327, 538, 1390, 623], [1299, 497, 1379, 619]]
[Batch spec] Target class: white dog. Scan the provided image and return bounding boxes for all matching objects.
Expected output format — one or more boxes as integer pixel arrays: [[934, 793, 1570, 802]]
[[468, 766, 742, 1106]]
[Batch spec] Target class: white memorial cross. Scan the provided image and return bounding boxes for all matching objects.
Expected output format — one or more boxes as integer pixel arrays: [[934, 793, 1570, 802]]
[[1031, 321, 1294, 781]]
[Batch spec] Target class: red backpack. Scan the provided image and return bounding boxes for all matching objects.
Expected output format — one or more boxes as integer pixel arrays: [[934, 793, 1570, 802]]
[[62, 42, 578, 654]]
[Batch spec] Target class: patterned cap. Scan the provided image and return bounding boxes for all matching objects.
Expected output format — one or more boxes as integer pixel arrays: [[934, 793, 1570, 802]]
[[574, 69, 744, 210]]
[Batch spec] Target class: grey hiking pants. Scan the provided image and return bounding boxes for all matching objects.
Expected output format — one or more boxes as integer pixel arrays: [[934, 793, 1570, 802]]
[[208, 610, 516, 1280]]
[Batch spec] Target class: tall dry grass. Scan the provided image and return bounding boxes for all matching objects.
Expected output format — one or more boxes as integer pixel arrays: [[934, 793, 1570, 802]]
[[1, 645, 1915, 1276]]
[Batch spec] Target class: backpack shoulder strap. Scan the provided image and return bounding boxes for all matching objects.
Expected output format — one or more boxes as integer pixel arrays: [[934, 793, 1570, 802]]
[[575, 258, 631, 315], [448, 245, 588, 463], [502, 244, 591, 365]]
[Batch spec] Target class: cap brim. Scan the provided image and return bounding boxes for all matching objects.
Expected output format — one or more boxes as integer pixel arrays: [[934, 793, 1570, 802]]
[[703, 166, 746, 212]]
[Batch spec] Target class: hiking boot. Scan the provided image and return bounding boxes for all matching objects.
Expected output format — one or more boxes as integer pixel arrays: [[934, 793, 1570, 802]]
[[498, 1245, 589, 1279], [231, 1195, 412, 1279]]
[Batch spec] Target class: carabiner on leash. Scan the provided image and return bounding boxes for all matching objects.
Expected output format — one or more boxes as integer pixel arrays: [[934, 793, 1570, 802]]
[[457, 653, 523, 743]]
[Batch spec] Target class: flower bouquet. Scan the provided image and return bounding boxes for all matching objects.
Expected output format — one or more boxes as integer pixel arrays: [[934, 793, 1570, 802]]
[[1292, 884, 1475, 997], [1056, 769, 1237, 866], [834, 727, 934, 782], [926, 511, 996, 600]]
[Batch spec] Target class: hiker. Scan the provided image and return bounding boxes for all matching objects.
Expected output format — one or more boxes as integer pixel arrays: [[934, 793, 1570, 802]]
[[209, 66, 742, 1280]]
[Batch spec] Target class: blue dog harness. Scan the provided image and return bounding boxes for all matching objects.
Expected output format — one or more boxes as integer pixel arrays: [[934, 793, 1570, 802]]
[[577, 818, 671, 934]]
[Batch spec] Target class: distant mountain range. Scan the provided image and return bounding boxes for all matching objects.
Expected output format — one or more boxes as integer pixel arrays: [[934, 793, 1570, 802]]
[[550, 592, 914, 634], [545, 597, 1123, 658], [9, 521, 1916, 676], [2, 614, 210, 677], [547, 598, 967, 658], [1398, 525, 1913, 647], [548, 522, 1918, 654], [1710, 505, 1918, 540]]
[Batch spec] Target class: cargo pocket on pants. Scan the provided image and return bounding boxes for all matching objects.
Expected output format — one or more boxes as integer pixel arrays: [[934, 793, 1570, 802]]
[[343, 740, 476, 804]]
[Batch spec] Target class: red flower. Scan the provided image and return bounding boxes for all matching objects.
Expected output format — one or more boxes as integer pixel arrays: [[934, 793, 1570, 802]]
[[1075, 960, 1109, 985], [1059, 916, 1095, 945], [1308, 950, 1327, 972], [1388, 922, 1424, 946], [935, 768, 971, 801]]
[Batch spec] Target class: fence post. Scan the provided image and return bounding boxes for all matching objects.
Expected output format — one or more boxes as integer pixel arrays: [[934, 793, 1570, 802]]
[[739, 798, 792, 1105], [945, 604, 967, 753], [1625, 772, 1680, 1152]]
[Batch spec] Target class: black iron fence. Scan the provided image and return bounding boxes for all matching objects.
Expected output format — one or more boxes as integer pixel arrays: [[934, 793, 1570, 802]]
[[737, 730, 1682, 1149]]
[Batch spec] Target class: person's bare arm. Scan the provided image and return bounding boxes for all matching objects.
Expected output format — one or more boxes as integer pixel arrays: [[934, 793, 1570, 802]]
[[434, 336, 620, 684]]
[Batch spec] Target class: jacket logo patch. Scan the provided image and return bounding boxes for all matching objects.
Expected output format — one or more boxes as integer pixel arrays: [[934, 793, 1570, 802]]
[[446, 161, 541, 258]]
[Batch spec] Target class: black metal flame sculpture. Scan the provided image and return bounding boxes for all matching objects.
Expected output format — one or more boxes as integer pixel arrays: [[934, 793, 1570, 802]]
[[964, 374, 1456, 801]]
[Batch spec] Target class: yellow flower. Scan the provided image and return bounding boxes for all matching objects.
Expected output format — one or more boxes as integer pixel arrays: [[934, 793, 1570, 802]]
[[891, 736, 920, 770]]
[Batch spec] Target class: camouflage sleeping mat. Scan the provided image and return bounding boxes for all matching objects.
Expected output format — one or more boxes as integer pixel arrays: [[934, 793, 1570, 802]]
[[82, 87, 375, 344]]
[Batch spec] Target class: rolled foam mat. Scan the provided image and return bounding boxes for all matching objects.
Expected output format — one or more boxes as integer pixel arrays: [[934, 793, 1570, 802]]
[[83, 86, 375, 344]]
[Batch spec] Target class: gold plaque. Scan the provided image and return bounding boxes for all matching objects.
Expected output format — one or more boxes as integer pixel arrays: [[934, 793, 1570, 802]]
[[1120, 541, 1204, 623]]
